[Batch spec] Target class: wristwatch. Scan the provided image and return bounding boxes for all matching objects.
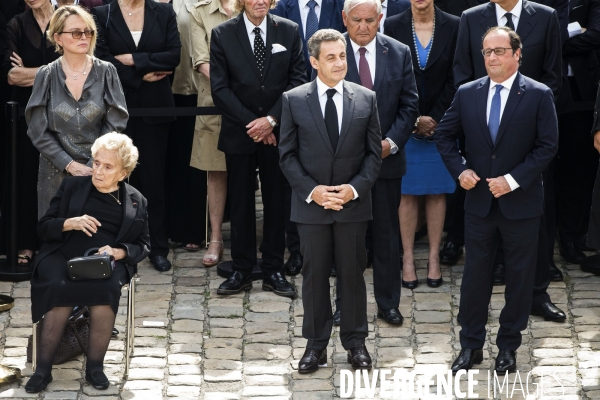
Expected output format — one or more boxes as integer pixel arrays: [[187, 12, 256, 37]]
[[266, 116, 278, 127], [385, 138, 399, 155]]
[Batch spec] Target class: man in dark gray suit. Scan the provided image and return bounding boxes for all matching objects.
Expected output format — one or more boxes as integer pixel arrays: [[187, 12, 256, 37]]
[[279, 29, 381, 374]]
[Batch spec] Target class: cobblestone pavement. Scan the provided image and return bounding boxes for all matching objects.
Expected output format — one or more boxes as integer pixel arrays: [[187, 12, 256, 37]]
[[1, 202, 600, 399]]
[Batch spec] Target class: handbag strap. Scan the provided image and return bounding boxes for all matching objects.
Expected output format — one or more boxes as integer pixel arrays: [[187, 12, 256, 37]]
[[84, 248, 100, 257]]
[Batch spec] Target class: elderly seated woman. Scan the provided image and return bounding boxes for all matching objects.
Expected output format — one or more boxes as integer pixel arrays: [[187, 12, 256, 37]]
[[26, 132, 150, 393]]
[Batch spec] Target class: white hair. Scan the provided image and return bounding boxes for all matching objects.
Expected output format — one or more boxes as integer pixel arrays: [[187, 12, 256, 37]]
[[91, 132, 139, 177], [343, 0, 382, 15]]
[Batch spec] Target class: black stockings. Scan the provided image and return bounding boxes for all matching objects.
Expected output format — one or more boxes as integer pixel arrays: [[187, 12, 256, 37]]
[[86, 305, 116, 373]]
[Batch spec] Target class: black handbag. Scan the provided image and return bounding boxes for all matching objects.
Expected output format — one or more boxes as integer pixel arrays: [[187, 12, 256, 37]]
[[67, 247, 114, 281]]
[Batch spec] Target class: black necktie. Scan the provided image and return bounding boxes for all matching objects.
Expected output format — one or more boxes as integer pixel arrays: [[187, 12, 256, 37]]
[[504, 12, 515, 31], [324, 89, 339, 150], [253, 27, 266, 75]]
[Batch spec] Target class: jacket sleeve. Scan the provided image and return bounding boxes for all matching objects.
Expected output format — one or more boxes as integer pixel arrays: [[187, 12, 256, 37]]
[[101, 63, 129, 134], [37, 179, 68, 243], [563, 0, 600, 56], [430, 26, 459, 123], [539, 9, 562, 101], [453, 15, 475, 89], [435, 87, 467, 180], [116, 197, 151, 265], [593, 85, 600, 134]]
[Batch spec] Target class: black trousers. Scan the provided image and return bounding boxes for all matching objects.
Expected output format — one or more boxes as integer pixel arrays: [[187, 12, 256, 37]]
[[165, 94, 207, 245], [225, 145, 286, 276], [460, 202, 539, 351], [587, 162, 600, 249], [444, 186, 466, 246], [298, 221, 368, 350], [124, 118, 170, 258], [284, 180, 300, 254]]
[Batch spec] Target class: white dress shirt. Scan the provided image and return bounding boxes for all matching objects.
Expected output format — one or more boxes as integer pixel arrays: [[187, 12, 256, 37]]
[[379, 1, 388, 33], [349, 38, 376, 87], [486, 70, 520, 191], [243, 12, 267, 52], [299, 0, 322, 37], [306, 77, 358, 202], [495, 0, 523, 31]]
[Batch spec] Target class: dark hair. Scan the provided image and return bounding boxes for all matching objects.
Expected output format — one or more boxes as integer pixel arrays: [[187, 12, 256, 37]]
[[307, 29, 346, 59], [482, 26, 523, 65]]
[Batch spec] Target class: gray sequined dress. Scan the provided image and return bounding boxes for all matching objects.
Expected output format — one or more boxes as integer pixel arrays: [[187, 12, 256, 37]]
[[25, 57, 129, 218]]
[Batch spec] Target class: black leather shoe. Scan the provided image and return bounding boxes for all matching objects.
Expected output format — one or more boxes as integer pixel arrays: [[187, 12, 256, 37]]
[[530, 301, 566, 322], [492, 263, 505, 286], [333, 309, 341, 326], [151, 255, 171, 272], [284, 252, 303, 276], [25, 374, 53, 393], [262, 272, 297, 298], [426, 263, 443, 288], [217, 271, 252, 295], [581, 254, 600, 275], [548, 262, 564, 282], [377, 308, 404, 325], [298, 348, 327, 374], [578, 234, 595, 251], [347, 344, 372, 369], [439, 241, 463, 266], [560, 242, 585, 264], [85, 370, 110, 390], [451, 348, 483, 374], [495, 349, 516, 373]]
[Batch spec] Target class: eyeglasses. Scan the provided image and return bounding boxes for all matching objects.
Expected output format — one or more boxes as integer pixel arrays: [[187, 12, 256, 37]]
[[59, 29, 95, 39], [481, 47, 513, 57]]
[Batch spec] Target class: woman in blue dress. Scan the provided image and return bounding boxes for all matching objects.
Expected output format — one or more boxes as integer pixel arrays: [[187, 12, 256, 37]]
[[384, 0, 460, 288]]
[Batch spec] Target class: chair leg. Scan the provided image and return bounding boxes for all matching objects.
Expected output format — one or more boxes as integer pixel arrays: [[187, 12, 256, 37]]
[[124, 277, 136, 377], [32, 323, 37, 372]]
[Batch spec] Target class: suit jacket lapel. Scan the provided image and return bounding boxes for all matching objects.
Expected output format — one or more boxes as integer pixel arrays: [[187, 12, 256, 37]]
[[479, 3, 497, 34], [319, 0, 334, 29], [235, 14, 262, 81], [336, 81, 355, 154], [116, 183, 137, 243], [286, 0, 305, 39], [373, 34, 388, 92], [426, 8, 451, 68], [109, 1, 137, 53], [516, 1, 537, 45], [477, 77, 493, 148], [494, 73, 526, 147], [306, 81, 334, 154], [345, 37, 360, 84], [262, 14, 276, 81], [68, 178, 93, 218], [137, 0, 158, 51]]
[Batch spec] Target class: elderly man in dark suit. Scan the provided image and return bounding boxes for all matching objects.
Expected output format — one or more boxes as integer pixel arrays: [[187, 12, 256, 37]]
[[330, 0, 418, 326], [446, 0, 566, 322], [436, 27, 558, 374], [210, 0, 306, 297], [279, 29, 381, 373]]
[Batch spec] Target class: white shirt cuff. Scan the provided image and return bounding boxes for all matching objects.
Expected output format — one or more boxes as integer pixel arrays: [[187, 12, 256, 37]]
[[306, 187, 317, 203], [349, 185, 358, 200], [504, 174, 520, 191]]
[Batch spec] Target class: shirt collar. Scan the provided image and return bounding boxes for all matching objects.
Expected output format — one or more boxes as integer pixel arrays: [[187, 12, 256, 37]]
[[495, 0, 523, 21], [243, 11, 268, 36], [210, 0, 229, 15], [51, 0, 80, 5], [300, 0, 321, 9], [316, 76, 344, 97], [490, 70, 519, 92], [349, 37, 377, 57]]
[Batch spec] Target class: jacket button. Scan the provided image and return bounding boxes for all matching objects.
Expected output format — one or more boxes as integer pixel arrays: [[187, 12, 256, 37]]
[[261, 86, 265, 90], [259, 107, 263, 111], [492, 155, 496, 159]]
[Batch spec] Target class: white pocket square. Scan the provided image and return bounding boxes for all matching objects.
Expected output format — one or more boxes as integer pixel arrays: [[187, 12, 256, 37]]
[[272, 44, 287, 54]]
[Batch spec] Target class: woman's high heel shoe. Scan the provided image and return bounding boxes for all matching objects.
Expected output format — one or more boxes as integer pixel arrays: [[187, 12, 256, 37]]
[[426, 262, 443, 288], [401, 264, 419, 289], [202, 240, 224, 267]]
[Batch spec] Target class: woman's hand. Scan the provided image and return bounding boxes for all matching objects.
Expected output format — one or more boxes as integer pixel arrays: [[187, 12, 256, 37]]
[[142, 71, 173, 82], [114, 54, 135, 66], [10, 52, 23, 68], [97, 245, 127, 261], [63, 215, 101, 236], [67, 161, 93, 176], [197, 63, 210, 81], [414, 116, 437, 136]]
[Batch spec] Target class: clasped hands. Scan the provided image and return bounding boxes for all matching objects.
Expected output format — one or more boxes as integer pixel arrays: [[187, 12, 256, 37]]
[[62, 215, 126, 260], [310, 184, 354, 211], [459, 169, 511, 198], [246, 117, 276, 146]]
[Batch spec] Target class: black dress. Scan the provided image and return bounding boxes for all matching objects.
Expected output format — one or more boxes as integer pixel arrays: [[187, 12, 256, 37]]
[[0, 9, 59, 252], [30, 187, 129, 322]]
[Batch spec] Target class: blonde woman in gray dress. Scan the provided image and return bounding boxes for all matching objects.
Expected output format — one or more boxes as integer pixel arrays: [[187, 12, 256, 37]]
[[26, 5, 128, 218]]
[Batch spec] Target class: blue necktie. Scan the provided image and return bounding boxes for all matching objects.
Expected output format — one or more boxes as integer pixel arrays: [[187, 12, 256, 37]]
[[488, 84, 503, 144], [305, 0, 318, 41]]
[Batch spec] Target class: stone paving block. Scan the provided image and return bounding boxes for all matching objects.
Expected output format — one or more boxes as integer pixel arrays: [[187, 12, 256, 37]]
[[291, 392, 333, 400], [245, 374, 289, 385], [169, 343, 204, 353], [204, 393, 240, 400], [246, 311, 291, 323], [171, 319, 204, 332], [81, 384, 120, 396], [204, 338, 243, 349], [210, 318, 244, 329], [168, 374, 203, 385], [249, 301, 291, 313], [42, 392, 79, 399], [205, 348, 242, 360], [242, 386, 290, 396], [122, 380, 164, 390], [245, 344, 292, 360], [126, 367, 164, 380], [204, 370, 242, 382], [211, 328, 244, 338], [0, 388, 38, 398], [121, 389, 163, 400], [168, 353, 202, 365], [167, 385, 201, 397], [204, 359, 243, 370], [245, 362, 290, 375], [46, 381, 80, 391], [169, 364, 202, 375]]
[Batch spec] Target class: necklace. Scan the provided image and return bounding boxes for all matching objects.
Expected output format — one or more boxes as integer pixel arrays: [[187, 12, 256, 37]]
[[411, 11, 435, 70], [107, 188, 121, 205], [62, 56, 89, 80], [119, 0, 144, 16]]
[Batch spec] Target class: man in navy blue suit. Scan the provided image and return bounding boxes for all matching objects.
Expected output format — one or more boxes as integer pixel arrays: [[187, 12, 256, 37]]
[[436, 27, 558, 374]]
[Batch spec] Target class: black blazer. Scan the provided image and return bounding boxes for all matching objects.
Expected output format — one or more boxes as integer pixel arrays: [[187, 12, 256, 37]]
[[344, 32, 419, 179], [563, 0, 600, 101], [271, 0, 344, 80], [279, 80, 382, 224], [34, 176, 151, 278], [435, 73, 558, 220], [453, 1, 562, 101], [91, 0, 181, 124], [384, 7, 459, 123], [210, 13, 307, 155], [434, 0, 478, 16]]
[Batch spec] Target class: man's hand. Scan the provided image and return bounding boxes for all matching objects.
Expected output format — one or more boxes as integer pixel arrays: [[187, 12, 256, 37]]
[[67, 161, 93, 176], [246, 117, 274, 142], [594, 131, 600, 153], [414, 116, 437, 137], [324, 184, 355, 206], [486, 176, 511, 198], [261, 133, 277, 146], [381, 140, 391, 159], [311, 185, 343, 210], [114, 54, 135, 66], [459, 169, 480, 190]]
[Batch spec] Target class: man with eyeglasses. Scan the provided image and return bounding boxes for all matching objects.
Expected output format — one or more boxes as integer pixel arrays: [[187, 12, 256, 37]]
[[447, 0, 567, 324], [436, 26, 558, 374]]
